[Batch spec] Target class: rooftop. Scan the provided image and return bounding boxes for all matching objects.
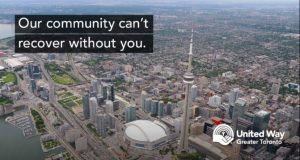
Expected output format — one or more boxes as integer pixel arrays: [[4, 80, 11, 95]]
[[125, 120, 167, 142]]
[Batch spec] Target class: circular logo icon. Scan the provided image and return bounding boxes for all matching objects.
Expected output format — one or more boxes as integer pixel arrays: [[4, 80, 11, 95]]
[[213, 124, 234, 145]]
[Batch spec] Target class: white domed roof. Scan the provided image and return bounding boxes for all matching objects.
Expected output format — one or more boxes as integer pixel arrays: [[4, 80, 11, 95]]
[[125, 120, 167, 142]]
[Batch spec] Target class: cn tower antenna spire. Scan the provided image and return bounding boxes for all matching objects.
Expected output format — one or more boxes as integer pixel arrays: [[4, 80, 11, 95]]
[[178, 29, 195, 152], [188, 29, 193, 72]]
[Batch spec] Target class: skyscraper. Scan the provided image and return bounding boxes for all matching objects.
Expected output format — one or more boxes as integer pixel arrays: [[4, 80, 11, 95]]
[[229, 89, 240, 120], [179, 32, 194, 152], [95, 113, 108, 137], [229, 88, 240, 106], [91, 79, 99, 94], [125, 106, 136, 123], [232, 98, 247, 131], [89, 97, 98, 123], [191, 85, 198, 101], [110, 85, 115, 101], [236, 117, 253, 133], [166, 102, 173, 115], [158, 100, 164, 117], [30, 79, 36, 93], [102, 84, 108, 100], [207, 95, 221, 108], [28, 64, 41, 79], [141, 91, 147, 110], [107, 113, 116, 129], [82, 92, 90, 119], [253, 110, 270, 132], [105, 100, 114, 114], [151, 100, 159, 115], [145, 98, 152, 112]]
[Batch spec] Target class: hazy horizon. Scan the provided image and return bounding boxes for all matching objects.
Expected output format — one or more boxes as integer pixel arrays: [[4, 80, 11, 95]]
[[0, 0, 298, 6]]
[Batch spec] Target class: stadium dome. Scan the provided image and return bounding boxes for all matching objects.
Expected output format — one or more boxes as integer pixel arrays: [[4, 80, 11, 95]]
[[124, 120, 168, 150]]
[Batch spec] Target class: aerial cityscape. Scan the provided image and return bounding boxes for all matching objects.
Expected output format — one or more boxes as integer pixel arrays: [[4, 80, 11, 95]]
[[0, 0, 299, 160]]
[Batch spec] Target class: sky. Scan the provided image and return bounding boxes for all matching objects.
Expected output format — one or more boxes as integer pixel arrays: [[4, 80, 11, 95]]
[[0, 0, 298, 6]]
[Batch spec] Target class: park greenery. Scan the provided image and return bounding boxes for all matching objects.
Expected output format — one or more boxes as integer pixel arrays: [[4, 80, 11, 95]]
[[31, 109, 46, 134], [84, 56, 111, 66], [62, 152, 75, 160], [279, 86, 299, 96], [229, 78, 270, 93], [0, 96, 13, 105], [42, 139, 60, 150], [160, 97, 178, 104], [115, 78, 125, 87], [45, 63, 80, 85], [0, 71, 17, 85], [57, 91, 81, 113], [86, 123, 100, 137]]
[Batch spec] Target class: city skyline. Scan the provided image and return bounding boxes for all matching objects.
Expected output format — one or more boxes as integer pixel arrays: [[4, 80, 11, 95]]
[[0, 1, 299, 160]]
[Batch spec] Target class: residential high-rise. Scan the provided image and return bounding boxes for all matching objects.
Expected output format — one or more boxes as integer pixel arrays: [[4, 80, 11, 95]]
[[97, 79, 103, 96], [141, 91, 147, 110], [89, 97, 98, 123], [231, 140, 241, 160], [291, 106, 300, 136], [65, 129, 81, 143], [158, 100, 164, 117], [151, 100, 159, 115], [293, 105, 300, 119], [179, 32, 194, 152], [125, 106, 136, 123], [145, 98, 152, 112], [229, 88, 239, 106], [82, 92, 90, 119], [39, 86, 49, 101], [207, 95, 221, 108], [236, 117, 253, 131], [75, 136, 88, 152], [91, 79, 99, 93], [165, 102, 173, 115], [229, 88, 240, 120], [253, 110, 270, 132], [95, 113, 108, 137], [110, 85, 115, 101], [105, 100, 114, 114], [28, 64, 41, 79], [102, 84, 108, 100], [232, 98, 247, 131], [191, 85, 198, 101], [291, 119, 300, 136], [30, 79, 36, 93], [107, 113, 116, 129]]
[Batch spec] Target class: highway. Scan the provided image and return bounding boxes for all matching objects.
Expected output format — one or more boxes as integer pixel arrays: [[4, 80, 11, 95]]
[[32, 55, 113, 160], [16, 77, 82, 160], [67, 53, 86, 82]]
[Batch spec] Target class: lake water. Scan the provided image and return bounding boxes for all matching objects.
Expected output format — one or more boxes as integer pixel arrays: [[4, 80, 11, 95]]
[[0, 24, 14, 39], [0, 115, 44, 160]]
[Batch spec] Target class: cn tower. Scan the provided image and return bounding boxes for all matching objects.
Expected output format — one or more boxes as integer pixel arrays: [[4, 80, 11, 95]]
[[178, 30, 194, 152]]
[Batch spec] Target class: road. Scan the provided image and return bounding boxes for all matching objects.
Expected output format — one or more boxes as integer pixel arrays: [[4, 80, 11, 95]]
[[68, 53, 86, 82], [32, 55, 113, 160], [16, 79, 82, 160], [34, 107, 83, 160]]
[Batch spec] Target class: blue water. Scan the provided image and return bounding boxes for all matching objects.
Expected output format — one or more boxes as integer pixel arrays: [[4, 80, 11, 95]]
[[0, 115, 44, 160]]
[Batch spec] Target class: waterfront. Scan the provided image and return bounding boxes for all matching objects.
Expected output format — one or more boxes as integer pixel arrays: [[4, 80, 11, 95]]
[[0, 115, 44, 160], [0, 23, 14, 39]]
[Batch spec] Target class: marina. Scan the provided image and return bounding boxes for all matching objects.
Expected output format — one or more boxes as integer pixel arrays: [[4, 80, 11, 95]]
[[5, 114, 36, 138]]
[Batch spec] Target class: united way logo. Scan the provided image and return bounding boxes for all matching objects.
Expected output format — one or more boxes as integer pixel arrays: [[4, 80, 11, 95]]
[[213, 124, 234, 145]]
